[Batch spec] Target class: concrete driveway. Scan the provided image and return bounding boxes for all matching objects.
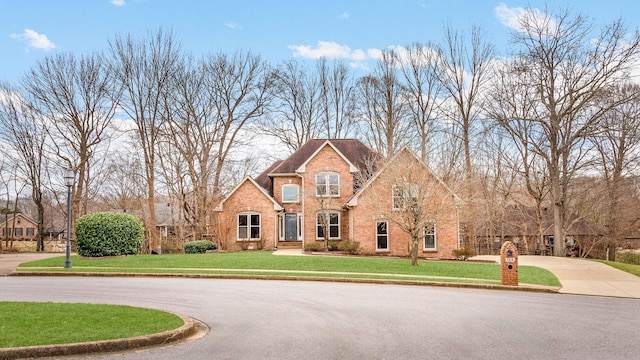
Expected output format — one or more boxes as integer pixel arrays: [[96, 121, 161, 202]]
[[473, 255, 640, 298], [0, 252, 62, 275]]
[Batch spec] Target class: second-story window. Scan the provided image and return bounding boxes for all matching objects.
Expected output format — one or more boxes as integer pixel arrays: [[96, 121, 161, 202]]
[[316, 172, 340, 197], [392, 183, 418, 210], [282, 184, 299, 203]]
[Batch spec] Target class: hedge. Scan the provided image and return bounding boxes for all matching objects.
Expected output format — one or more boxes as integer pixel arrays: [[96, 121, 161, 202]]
[[184, 240, 217, 254]]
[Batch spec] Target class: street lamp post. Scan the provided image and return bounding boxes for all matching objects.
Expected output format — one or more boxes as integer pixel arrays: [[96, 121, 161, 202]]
[[64, 168, 74, 269]]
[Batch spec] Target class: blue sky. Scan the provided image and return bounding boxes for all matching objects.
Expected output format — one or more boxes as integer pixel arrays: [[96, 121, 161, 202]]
[[1, 0, 639, 84]]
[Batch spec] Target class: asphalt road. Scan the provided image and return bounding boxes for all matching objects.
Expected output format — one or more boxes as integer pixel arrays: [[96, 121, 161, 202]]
[[1, 277, 638, 360]]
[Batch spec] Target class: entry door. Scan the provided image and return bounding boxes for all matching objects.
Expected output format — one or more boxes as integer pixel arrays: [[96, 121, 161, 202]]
[[284, 213, 298, 241]]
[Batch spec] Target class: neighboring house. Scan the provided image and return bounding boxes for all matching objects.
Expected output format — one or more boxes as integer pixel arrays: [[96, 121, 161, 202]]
[[0, 213, 38, 241], [213, 139, 461, 259], [475, 205, 602, 256]]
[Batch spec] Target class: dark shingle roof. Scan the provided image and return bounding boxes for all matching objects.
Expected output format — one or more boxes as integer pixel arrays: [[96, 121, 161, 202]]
[[268, 139, 377, 175], [253, 139, 379, 194]]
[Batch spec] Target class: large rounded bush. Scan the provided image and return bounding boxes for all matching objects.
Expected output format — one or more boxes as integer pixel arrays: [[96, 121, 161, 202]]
[[75, 212, 145, 257]]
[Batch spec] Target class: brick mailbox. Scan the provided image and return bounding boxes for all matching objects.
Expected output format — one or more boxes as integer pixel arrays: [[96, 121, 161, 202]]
[[500, 241, 518, 286]]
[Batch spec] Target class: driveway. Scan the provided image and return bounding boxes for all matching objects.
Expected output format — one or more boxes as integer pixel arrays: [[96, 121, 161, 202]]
[[473, 255, 640, 298], [0, 252, 62, 276]]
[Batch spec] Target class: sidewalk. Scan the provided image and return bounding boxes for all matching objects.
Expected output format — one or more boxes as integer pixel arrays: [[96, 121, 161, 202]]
[[473, 255, 640, 299]]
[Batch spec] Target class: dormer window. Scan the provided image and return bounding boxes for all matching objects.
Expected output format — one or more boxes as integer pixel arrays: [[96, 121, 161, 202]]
[[316, 172, 339, 197]]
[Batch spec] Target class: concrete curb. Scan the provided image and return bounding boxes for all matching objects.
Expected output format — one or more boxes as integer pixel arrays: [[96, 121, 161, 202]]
[[0, 312, 201, 360], [9, 271, 561, 294]]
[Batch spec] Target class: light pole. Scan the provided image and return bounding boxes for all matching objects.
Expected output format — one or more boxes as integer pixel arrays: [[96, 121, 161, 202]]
[[64, 168, 74, 269]]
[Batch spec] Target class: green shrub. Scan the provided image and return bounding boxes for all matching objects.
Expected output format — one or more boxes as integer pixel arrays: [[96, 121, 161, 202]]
[[304, 241, 325, 252], [184, 240, 217, 254], [75, 212, 144, 257], [616, 251, 640, 265], [337, 240, 360, 254], [452, 247, 477, 260]]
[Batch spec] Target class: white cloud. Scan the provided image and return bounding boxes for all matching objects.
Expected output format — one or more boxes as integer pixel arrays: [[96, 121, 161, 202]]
[[495, 3, 557, 34], [9, 29, 56, 51], [288, 41, 383, 62], [110, 0, 126, 6], [338, 12, 350, 19], [495, 3, 524, 31], [225, 21, 242, 30]]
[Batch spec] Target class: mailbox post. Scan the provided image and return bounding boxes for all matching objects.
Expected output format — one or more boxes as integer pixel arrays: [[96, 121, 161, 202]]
[[500, 241, 518, 286]]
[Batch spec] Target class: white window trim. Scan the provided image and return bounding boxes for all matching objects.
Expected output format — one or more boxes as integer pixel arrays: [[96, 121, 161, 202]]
[[316, 211, 340, 240], [282, 184, 300, 203], [376, 220, 389, 251], [238, 213, 261, 241], [423, 222, 436, 251], [316, 172, 340, 197]]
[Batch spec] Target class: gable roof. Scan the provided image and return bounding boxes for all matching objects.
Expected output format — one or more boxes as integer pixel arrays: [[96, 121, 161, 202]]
[[214, 176, 283, 212], [347, 146, 460, 207], [0, 213, 38, 228], [267, 139, 378, 176]]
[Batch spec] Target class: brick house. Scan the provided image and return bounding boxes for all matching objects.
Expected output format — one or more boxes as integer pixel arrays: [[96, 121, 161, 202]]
[[0, 213, 38, 241], [213, 139, 461, 258]]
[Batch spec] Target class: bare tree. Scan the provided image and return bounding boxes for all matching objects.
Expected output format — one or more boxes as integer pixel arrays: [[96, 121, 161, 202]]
[[202, 50, 275, 195], [317, 58, 358, 139], [108, 28, 183, 253], [22, 51, 120, 223], [438, 23, 495, 251], [488, 8, 640, 256], [100, 151, 146, 213], [357, 50, 411, 157], [0, 82, 50, 251], [398, 43, 445, 162], [259, 59, 321, 152], [358, 148, 459, 265], [592, 84, 640, 259]]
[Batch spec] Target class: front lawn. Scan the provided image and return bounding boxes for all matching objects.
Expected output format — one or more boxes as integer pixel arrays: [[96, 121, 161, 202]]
[[599, 260, 640, 277], [0, 302, 183, 348], [17, 251, 561, 287]]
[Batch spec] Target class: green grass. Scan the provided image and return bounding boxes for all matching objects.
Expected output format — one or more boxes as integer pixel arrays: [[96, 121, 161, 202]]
[[599, 260, 640, 277], [0, 302, 183, 348], [17, 251, 561, 287]]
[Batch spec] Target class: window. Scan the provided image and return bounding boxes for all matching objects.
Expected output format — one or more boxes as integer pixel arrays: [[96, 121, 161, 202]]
[[1, 228, 9, 236], [316, 172, 340, 197], [14, 228, 23, 236], [392, 183, 418, 210], [282, 184, 299, 203], [376, 221, 388, 250], [316, 212, 340, 239], [238, 213, 261, 240], [424, 223, 436, 250], [26, 228, 35, 236]]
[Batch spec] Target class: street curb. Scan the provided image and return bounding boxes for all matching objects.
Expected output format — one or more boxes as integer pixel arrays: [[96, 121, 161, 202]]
[[9, 271, 561, 294], [0, 312, 199, 360]]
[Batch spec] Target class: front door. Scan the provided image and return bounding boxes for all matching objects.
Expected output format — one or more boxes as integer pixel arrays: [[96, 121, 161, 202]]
[[284, 213, 298, 241]]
